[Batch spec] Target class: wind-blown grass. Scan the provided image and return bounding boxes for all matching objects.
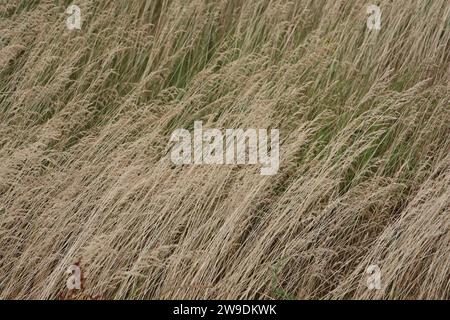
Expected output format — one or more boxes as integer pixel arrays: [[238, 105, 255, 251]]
[[0, 0, 449, 299]]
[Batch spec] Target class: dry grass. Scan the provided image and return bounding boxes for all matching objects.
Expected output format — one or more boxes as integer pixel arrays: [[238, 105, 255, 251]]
[[0, 0, 449, 299]]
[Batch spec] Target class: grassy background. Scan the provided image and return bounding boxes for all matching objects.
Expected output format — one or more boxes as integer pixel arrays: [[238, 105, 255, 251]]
[[0, 0, 449, 299]]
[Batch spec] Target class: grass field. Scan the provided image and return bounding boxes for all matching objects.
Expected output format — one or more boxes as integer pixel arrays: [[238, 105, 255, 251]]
[[0, 0, 449, 299]]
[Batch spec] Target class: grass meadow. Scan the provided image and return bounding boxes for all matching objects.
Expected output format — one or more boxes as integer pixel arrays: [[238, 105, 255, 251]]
[[0, 0, 449, 299]]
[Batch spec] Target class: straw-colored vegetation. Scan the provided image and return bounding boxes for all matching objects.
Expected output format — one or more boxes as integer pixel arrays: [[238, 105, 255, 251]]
[[0, 0, 449, 299]]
